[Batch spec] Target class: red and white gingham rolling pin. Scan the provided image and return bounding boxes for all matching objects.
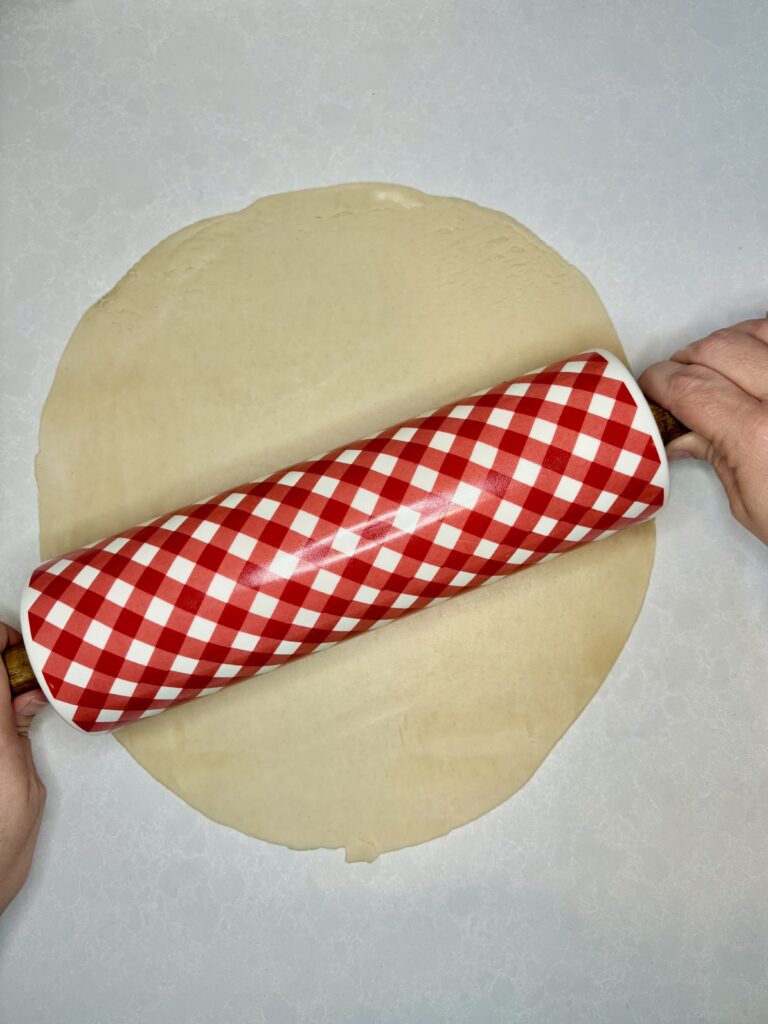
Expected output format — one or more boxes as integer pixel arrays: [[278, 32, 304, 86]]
[[3, 349, 686, 734]]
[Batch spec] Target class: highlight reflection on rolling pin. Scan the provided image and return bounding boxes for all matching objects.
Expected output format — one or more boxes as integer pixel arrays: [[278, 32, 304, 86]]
[[4, 350, 685, 733]]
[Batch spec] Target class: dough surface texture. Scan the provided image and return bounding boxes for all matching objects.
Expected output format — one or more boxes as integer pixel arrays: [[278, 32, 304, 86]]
[[36, 184, 654, 861]]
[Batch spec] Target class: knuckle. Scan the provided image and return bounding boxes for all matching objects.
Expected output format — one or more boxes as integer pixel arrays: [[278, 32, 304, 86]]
[[666, 364, 712, 405]]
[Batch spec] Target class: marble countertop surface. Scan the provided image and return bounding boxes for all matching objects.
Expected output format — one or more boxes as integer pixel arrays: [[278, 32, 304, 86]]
[[1, 2, 766, 1021]]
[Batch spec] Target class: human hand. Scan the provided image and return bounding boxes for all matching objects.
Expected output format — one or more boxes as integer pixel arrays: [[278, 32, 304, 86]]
[[639, 317, 768, 545], [0, 622, 47, 915]]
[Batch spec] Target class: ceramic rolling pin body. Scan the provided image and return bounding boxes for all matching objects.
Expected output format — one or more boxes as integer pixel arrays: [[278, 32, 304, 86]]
[[4, 350, 684, 732]]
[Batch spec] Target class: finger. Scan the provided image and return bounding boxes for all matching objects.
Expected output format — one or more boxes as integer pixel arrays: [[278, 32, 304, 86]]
[[638, 360, 759, 454], [0, 622, 22, 651], [666, 433, 750, 527], [13, 691, 48, 719], [666, 432, 710, 461], [672, 328, 768, 400], [724, 316, 768, 344]]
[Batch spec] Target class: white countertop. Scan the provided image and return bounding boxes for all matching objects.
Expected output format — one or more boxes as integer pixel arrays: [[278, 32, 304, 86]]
[[1, 2, 766, 1021]]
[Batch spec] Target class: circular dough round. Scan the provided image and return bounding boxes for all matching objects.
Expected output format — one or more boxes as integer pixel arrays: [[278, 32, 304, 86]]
[[36, 184, 654, 861]]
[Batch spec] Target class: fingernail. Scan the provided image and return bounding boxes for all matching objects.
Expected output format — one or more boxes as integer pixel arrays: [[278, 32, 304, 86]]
[[668, 450, 692, 461]]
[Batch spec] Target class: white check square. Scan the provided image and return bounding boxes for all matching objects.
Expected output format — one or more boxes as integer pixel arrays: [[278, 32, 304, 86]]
[[275, 640, 302, 656], [446, 405, 473, 420], [473, 538, 498, 559], [167, 555, 196, 585], [354, 584, 380, 603], [188, 616, 217, 642], [73, 565, 99, 588], [554, 475, 582, 503], [279, 470, 304, 486], [507, 548, 534, 565], [351, 487, 379, 514], [453, 482, 481, 509], [46, 558, 72, 575], [335, 616, 360, 630], [172, 654, 198, 674], [48, 601, 74, 629], [624, 501, 648, 519], [451, 571, 476, 587], [505, 382, 530, 397], [133, 543, 160, 566], [313, 569, 341, 594], [219, 492, 247, 508], [588, 393, 616, 419], [312, 476, 339, 498], [372, 452, 397, 476], [228, 533, 257, 560], [336, 449, 361, 464], [331, 528, 360, 555], [292, 510, 319, 537], [411, 465, 438, 492], [270, 551, 300, 579], [566, 525, 591, 542], [145, 596, 175, 627], [96, 709, 124, 724], [494, 500, 522, 526], [214, 663, 242, 678], [592, 490, 618, 513], [373, 547, 401, 573], [192, 520, 219, 543], [614, 450, 642, 476], [251, 591, 278, 617], [512, 458, 540, 487], [155, 685, 184, 700], [487, 407, 513, 430], [573, 434, 600, 462], [529, 419, 557, 444], [393, 426, 417, 442], [561, 360, 586, 373], [435, 523, 461, 548], [127, 639, 154, 665], [391, 594, 418, 609], [533, 515, 558, 536], [414, 562, 440, 582], [84, 619, 111, 648], [293, 607, 320, 628], [254, 497, 280, 520], [207, 574, 237, 602], [232, 631, 260, 651], [64, 662, 93, 688], [109, 678, 136, 698], [103, 537, 129, 555], [162, 515, 188, 531], [393, 506, 420, 533], [429, 431, 455, 453], [546, 384, 572, 405], [106, 578, 134, 606], [470, 441, 497, 469]]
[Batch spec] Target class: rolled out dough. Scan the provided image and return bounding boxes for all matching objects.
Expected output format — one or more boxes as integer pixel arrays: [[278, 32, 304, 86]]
[[36, 184, 654, 861]]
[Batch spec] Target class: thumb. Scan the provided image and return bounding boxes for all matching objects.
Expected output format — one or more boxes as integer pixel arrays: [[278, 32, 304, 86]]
[[667, 434, 745, 522], [666, 432, 710, 462]]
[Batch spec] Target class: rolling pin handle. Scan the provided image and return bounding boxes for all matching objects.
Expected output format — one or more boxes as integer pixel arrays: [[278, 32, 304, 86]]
[[648, 402, 690, 446], [1, 643, 41, 699]]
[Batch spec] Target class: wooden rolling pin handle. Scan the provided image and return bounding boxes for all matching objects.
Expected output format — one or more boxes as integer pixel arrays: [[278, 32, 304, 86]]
[[2, 643, 40, 699], [649, 402, 690, 445], [0, 404, 688, 703]]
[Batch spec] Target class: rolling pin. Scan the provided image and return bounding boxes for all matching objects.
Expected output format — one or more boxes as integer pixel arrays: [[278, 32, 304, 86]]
[[3, 350, 686, 733]]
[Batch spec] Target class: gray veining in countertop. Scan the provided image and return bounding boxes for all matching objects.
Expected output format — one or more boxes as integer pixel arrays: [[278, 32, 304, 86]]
[[1, 2, 766, 1022]]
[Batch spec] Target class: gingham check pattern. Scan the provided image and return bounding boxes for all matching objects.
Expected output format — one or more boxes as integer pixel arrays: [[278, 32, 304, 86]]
[[22, 351, 667, 733]]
